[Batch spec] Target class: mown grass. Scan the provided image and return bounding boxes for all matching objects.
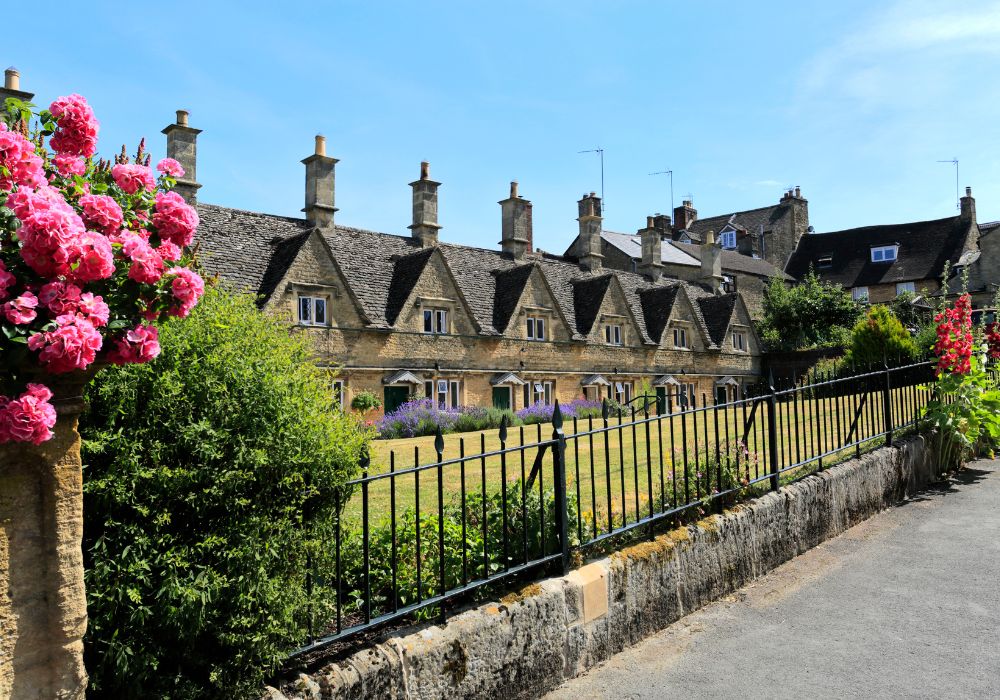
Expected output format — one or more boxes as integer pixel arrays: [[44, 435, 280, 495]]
[[344, 384, 930, 530]]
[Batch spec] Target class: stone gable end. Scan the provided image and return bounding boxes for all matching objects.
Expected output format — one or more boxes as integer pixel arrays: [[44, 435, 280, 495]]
[[396, 251, 477, 336], [508, 267, 571, 342], [586, 278, 641, 346]]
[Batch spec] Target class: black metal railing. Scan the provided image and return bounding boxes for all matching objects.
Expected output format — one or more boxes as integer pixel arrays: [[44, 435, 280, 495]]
[[289, 359, 935, 659]]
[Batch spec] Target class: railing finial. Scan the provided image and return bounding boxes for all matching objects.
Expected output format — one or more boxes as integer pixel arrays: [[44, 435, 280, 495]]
[[552, 399, 564, 431]]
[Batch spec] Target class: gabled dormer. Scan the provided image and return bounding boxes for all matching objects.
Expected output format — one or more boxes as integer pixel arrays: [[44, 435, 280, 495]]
[[493, 263, 570, 342], [267, 228, 370, 329], [386, 246, 478, 336], [663, 288, 709, 351], [573, 273, 642, 347]]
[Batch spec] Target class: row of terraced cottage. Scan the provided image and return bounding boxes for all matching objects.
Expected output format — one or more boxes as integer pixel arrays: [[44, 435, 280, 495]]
[[143, 103, 990, 418]]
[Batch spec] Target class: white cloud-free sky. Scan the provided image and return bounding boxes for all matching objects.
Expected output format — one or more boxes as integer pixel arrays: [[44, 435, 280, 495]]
[[9, 0, 1000, 252]]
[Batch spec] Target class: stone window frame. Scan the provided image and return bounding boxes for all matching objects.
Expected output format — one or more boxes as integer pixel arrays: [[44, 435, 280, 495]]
[[731, 325, 749, 353], [670, 320, 693, 350], [416, 296, 456, 335], [426, 376, 462, 409], [602, 314, 626, 346], [290, 282, 339, 328], [852, 286, 870, 302], [523, 307, 551, 342], [613, 380, 632, 405], [527, 380, 554, 406]]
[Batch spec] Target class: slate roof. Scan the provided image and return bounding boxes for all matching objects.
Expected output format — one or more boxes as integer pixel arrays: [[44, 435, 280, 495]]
[[785, 216, 974, 288], [638, 285, 681, 344], [194, 203, 730, 348], [696, 294, 739, 346], [597, 230, 787, 280], [670, 241, 790, 280], [686, 205, 789, 241]]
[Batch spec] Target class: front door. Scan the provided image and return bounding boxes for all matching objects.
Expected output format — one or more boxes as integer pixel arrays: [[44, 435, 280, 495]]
[[715, 385, 728, 406], [655, 387, 667, 414], [384, 386, 410, 415], [492, 386, 511, 410]]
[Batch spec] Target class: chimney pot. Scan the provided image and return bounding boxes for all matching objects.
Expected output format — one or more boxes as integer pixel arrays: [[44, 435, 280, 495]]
[[176, 109, 189, 127], [647, 215, 654, 228], [4, 67, 19, 91], [510, 180, 518, 198], [421, 161, 430, 180], [966, 186, 972, 197], [315, 135, 327, 157]]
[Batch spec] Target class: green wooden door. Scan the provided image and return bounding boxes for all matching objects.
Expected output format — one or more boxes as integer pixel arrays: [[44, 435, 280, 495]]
[[492, 386, 511, 410], [655, 387, 667, 414], [384, 386, 410, 414]]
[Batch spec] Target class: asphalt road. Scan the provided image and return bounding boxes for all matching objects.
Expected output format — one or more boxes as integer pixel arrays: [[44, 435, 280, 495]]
[[545, 460, 1000, 700]]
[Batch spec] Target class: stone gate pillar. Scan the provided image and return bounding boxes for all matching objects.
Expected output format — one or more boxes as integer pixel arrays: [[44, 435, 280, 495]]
[[0, 374, 91, 699]]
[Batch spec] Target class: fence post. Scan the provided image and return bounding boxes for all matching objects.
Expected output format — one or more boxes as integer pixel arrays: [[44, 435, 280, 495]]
[[882, 354, 893, 447], [766, 373, 780, 491], [551, 400, 571, 574]]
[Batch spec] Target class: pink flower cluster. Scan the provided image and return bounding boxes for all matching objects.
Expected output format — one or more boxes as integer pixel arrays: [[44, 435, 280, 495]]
[[0, 92, 204, 445], [0, 384, 56, 445], [49, 94, 99, 158], [0, 123, 45, 191], [933, 293, 974, 376]]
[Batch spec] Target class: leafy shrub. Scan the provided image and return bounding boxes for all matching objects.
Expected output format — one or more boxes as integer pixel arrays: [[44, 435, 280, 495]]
[[333, 479, 580, 619], [81, 286, 371, 699], [758, 271, 862, 351], [843, 305, 919, 369], [350, 389, 382, 413]]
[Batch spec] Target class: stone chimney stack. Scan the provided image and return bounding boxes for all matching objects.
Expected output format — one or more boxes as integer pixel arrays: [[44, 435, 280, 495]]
[[301, 135, 338, 228], [673, 200, 697, 231], [652, 213, 672, 236], [0, 67, 34, 122], [409, 161, 441, 247], [700, 229, 723, 294], [499, 181, 532, 260], [960, 186, 977, 224], [577, 192, 604, 273], [638, 216, 663, 282], [161, 110, 203, 204]]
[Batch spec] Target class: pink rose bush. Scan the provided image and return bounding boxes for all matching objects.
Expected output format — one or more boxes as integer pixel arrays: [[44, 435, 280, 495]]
[[0, 93, 204, 444]]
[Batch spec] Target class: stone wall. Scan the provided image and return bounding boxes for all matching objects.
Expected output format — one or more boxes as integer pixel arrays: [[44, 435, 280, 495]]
[[269, 435, 937, 700]]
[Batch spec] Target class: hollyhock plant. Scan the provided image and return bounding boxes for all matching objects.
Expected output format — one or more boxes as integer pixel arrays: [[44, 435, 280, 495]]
[[0, 92, 203, 444]]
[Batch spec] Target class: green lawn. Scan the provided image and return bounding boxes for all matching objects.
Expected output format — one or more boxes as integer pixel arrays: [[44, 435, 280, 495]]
[[345, 384, 930, 535]]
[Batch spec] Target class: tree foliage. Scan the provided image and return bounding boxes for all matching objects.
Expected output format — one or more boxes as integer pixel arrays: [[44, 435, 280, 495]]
[[81, 286, 370, 699], [843, 305, 919, 368], [757, 271, 862, 351]]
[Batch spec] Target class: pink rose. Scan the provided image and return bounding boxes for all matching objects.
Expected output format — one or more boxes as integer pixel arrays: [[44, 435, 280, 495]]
[[39, 281, 83, 316], [106, 324, 160, 365], [0, 129, 45, 190], [79, 194, 123, 235], [111, 163, 155, 195], [48, 94, 99, 158], [0, 383, 57, 445], [156, 157, 184, 178], [12, 188, 87, 278], [121, 232, 164, 284], [27, 317, 102, 373], [2, 292, 38, 325], [157, 241, 182, 261], [53, 154, 86, 177], [69, 231, 115, 283], [165, 267, 204, 318], [152, 191, 199, 247], [75, 293, 110, 328], [0, 260, 15, 301]]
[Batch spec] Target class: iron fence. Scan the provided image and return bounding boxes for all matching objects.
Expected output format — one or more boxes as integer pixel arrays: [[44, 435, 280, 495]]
[[290, 359, 935, 659]]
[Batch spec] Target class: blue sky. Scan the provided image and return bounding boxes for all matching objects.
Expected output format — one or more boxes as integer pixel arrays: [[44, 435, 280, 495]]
[[9, 1, 1000, 253]]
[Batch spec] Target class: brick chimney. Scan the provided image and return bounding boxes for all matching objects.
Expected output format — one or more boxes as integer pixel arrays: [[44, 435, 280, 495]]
[[961, 186, 976, 224], [499, 181, 532, 260], [577, 192, 603, 273], [0, 67, 33, 122], [161, 110, 203, 204], [409, 161, 441, 247], [652, 213, 672, 235], [673, 200, 697, 231], [301, 135, 338, 228], [700, 229, 723, 294], [638, 216, 663, 282]]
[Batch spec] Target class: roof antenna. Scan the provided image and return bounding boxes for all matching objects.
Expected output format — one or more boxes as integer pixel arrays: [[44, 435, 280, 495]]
[[578, 148, 605, 210], [649, 170, 674, 218], [937, 158, 959, 211]]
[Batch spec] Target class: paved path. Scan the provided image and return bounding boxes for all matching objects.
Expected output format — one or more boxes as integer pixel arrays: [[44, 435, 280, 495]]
[[545, 460, 1000, 700]]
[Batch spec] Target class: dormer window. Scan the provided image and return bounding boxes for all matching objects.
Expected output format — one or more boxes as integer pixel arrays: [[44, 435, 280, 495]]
[[732, 330, 747, 352], [298, 295, 327, 327], [719, 230, 737, 249], [526, 316, 546, 341], [870, 245, 897, 263], [817, 256, 833, 269], [423, 308, 449, 334], [604, 324, 623, 346], [672, 327, 688, 349]]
